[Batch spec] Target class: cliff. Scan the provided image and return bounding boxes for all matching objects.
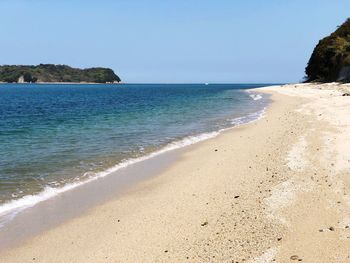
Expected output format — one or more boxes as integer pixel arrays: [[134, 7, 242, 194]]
[[0, 64, 121, 83], [305, 19, 350, 82]]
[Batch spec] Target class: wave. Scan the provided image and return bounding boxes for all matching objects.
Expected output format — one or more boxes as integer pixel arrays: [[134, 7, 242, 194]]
[[249, 94, 263, 101], [231, 107, 266, 125], [245, 89, 263, 101], [0, 132, 221, 223], [0, 106, 267, 228]]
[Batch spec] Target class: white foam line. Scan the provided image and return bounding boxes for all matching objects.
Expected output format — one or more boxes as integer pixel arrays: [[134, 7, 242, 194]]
[[246, 89, 263, 101], [250, 94, 263, 100], [0, 106, 268, 227], [231, 107, 267, 125]]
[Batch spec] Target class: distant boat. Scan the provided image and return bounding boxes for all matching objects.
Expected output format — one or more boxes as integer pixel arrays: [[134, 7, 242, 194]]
[[204, 83, 209, 85]]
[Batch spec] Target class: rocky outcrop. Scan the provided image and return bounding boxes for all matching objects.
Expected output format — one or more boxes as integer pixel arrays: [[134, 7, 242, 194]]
[[305, 18, 350, 82]]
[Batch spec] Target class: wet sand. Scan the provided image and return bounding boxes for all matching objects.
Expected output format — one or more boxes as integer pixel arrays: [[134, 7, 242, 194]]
[[1, 83, 350, 262]]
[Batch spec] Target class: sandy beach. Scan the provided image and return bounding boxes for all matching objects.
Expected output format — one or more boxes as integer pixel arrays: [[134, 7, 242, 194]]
[[1, 83, 350, 262]]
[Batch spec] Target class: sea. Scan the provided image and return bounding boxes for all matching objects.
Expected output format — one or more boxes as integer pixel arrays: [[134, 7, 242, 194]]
[[0, 83, 273, 226]]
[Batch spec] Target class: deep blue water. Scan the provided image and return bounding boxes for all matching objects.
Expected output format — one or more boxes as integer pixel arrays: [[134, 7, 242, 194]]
[[0, 83, 271, 207]]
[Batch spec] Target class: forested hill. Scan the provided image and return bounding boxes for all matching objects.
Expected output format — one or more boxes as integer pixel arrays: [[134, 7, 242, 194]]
[[0, 64, 121, 83], [305, 19, 350, 82]]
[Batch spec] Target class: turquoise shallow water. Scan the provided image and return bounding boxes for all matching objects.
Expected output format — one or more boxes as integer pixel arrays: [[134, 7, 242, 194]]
[[0, 83, 271, 212]]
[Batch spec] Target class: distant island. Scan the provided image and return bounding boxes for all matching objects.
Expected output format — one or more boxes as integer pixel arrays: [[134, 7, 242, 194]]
[[306, 18, 350, 82], [0, 64, 121, 84]]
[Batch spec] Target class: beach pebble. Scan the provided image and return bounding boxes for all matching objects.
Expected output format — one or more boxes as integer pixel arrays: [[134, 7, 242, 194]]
[[290, 255, 299, 260], [234, 195, 240, 199], [329, 227, 335, 231], [201, 221, 208, 226]]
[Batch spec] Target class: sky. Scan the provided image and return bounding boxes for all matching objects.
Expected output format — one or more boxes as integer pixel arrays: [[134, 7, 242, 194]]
[[0, 0, 350, 83]]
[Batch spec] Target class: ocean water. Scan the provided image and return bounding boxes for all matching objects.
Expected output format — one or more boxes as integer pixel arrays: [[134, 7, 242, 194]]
[[0, 83, 271, 220]]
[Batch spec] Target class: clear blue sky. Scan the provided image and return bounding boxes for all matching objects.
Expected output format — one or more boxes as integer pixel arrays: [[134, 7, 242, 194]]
[[1, 0, 349, 83]]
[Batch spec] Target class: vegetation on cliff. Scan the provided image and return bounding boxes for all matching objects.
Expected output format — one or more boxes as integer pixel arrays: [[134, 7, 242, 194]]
[[305, 19, 350, 82], [0, 64, 121, 83]]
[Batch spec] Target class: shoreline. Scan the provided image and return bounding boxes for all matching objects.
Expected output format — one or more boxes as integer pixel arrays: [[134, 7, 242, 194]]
[[1, 83, 350, 262], [0, 88, 269, 235], [0, 144, 182, 250], [0, 88, 269, 250]]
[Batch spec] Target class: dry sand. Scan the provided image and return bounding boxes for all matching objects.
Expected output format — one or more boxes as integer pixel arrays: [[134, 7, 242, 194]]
[[1, 83, 350, 262]]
